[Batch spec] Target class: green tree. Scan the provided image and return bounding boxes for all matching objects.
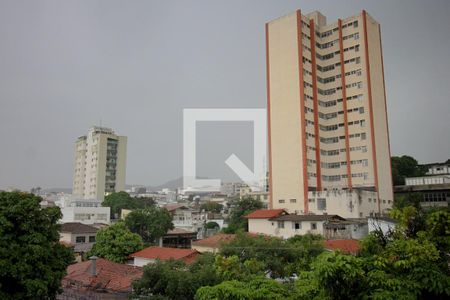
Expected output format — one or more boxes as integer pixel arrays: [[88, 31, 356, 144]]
[[223, 197, 263, 233], [391, 155, 426, 186], [124, 207, 174, 243], [88, 222, 143, 263], [102, 191, 154, 218], [195, 277, 290, 300], [219, 232, 323, 278], [0, 192, 73, 299], [200, 201, 223, 213], [132, 253, 221, 300]]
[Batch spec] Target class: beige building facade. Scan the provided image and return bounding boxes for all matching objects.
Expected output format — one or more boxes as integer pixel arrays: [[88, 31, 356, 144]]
[[72, 126, 127, 200], [266, 9, 393, 216]]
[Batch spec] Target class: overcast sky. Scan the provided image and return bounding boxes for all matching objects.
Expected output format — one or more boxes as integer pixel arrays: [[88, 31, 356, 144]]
[[0, 0, 449, 190]]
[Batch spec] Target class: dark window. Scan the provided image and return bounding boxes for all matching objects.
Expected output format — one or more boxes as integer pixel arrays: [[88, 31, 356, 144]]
[[75, 236, 86, 243], [89, 236, 96, 243], [311, 223, 317, 230]]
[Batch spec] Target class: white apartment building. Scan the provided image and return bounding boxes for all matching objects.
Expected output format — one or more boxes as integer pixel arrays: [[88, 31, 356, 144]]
[[266, 9, 393, 217], [56, 197, 110, 224], [72, 126, 127, 200]]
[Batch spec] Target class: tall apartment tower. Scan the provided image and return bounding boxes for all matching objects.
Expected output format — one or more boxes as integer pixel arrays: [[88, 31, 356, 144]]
[[267, 10, 393, 216], [72, 126, 127, 200]]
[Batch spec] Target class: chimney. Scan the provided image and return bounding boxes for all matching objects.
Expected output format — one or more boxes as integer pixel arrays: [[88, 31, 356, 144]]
[[89, 256, 98, 276]]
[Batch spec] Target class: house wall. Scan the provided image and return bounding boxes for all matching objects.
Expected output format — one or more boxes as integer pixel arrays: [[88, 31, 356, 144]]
[[133, 257, 155, 267], [60, 232, 97, 244], [60, 206, 110, 224], [368, 218, 396, 235], [248, 218, 326, 239], [191, 245, 217, 253]]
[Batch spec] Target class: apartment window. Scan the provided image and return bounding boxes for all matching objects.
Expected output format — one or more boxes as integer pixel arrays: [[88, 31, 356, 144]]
[[89, 236, 96, 243], [360, 120, 366, 127], [277, 221, 285, 229], [290, 199, 297, 203], [279, 199, 285, 204], [311, 223, 317, 230], [354, 33, 360, 40], [75, 236, 86, 243], [361, 133, 367, 140], [317, 198, 327, 211], [359, 107, 365, 114], [293, 222, 301, 230], [362, 146, 367, 153]]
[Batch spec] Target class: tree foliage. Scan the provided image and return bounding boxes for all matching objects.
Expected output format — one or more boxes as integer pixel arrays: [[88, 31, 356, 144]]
[[88, 222, 143, 263], [391, 155, 426, 186], [223, 197, 263, 233], [132, 253, 220, 300], [200, 201, 223, 213], [0, 192, 73, 299], [102, 191, 155, 218], [219, 232, 323, 278], [195, 277, 290, 300], [124, 206, 173, 243], [295, 206, 450, 299]]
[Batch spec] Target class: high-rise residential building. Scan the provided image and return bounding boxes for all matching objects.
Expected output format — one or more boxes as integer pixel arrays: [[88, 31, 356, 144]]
[[266, 10, 393, 217], [72, 126, 127, 200]]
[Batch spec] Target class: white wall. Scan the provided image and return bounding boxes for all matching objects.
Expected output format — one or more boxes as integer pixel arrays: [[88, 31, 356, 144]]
[[60, 206, 110, 224], [133, 257, 155, 267]]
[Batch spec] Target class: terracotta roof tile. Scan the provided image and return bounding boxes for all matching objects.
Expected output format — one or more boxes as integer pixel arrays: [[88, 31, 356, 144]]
[[244, 209, 286, 219], [192, 234, 235, 248], [130, 247, 199, 264], [164, 204, 189, 212], [324, 239, 360, 254], [60, 222, 98, 234], [63, 258, 143, 293]]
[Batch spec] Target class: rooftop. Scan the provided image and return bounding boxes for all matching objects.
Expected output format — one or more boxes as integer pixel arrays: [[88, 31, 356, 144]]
[[271, 214, 345, 222], [60, 222, 98, 234], [63, 258, 143, 293], [244, 209, 286, 219], [324, 239, 360, 254], [164, 204, 189, 212], [130, 247, 199, 264], [192, 234, 236, 248]]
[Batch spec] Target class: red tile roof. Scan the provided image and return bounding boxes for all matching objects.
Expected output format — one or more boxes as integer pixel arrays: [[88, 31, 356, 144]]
[[192, 234, 236, 248], [244, 209, 286, 219], [62, 258, 143, 293], [131, 246, 199, 264], [60, 222, 98, 234], [324, 239, 361, 254], [164, 204, 189, 212]]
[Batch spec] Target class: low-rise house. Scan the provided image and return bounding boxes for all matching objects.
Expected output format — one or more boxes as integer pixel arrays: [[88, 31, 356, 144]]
[[191, 234, 236, 253], [245, 209, 368, 240], [60, 223, 99, 262], [58, 257, 143, 300], [164, 204, 207, 235], [245, 209, 287, 235], [130, 246, 199, 266], [60, 222, 98, 244], [56, 197, 110, 224], [323, 218, 368, 240], [163, 228, 197, 248]]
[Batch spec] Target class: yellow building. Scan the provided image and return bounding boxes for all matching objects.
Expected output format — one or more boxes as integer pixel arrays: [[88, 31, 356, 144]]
[[72, 126, 127, 201], [266, 10, 393, 217]]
